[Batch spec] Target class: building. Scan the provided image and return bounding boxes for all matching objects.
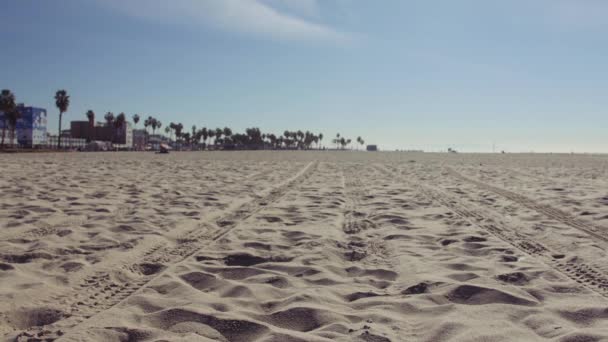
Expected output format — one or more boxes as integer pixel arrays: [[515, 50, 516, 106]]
[[0, 104, 47, 147], [132, 129, 148, 150], [70, 120, 133, 148], [70, 121, 95, 141], [46, 135, 86, 149]]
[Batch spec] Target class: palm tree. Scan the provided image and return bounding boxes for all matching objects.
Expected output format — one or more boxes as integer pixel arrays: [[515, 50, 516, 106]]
[[0, 89, 16, 148], [215, 127, 223, 147], [144, 116, 151, 133], [296, 130, 304, 148], [208, 128, 215, 148], [174, 123, 184, 142], [223, 127, 232, 139], [165, 126, 170, 136], [132, 114, 140, 128], [357, 136, 365, 150], [55, 90, 70, 149], [86, 110, 95, 124], [168, 122, 175, 140], [182, 132, 191, 146], [156, 120, 162, 134], [318, 133, 323, 149], [83, 110, 95, 142], [201, 127, 208, 149], [114, 113, 126, 143], [6, 108, 22, 148], [115, 113, 126, 128], [104, 112, 115, 126]]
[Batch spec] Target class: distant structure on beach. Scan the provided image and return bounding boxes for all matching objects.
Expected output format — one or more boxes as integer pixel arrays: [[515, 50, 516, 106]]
[[0, 104, 48, 147], [366, 145, 378, 151], [133, 131, 170, 151]]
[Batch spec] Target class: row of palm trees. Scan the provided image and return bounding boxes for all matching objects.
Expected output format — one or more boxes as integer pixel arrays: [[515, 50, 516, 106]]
[[158, 125, 330, 150], [1, 88, 368, 151], [332, 133, 365, 150], [154, 124, 366, 151], [79, 111, 367, 151]]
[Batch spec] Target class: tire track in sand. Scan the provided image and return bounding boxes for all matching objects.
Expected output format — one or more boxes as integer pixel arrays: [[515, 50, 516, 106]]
[[341, 164, 388, 264], [445, 167, 608, 245], [374, 165, 608, 301], [10, 162, 318, 342]]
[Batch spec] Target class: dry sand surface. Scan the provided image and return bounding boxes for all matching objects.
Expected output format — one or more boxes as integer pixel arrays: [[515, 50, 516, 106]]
[[1, 151, 608, 342]]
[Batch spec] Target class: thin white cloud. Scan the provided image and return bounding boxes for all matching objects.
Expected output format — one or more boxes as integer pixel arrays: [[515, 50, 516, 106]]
[[259, 0, 320, 17], [99, 0, 348, 42]]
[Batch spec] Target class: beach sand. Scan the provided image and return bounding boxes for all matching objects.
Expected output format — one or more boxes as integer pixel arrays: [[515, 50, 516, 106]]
[[1, 151, 608, 341]]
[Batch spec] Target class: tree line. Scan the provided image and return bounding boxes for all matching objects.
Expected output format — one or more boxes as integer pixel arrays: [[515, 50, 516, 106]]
[[1, 88, 367, 151]]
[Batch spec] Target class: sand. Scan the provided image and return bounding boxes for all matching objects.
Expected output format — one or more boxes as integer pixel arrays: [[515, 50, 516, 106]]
[[1, 151, 607, 342]]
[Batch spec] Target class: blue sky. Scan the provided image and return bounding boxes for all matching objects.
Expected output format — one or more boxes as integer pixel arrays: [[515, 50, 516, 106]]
[[2, 0, 608, 152]]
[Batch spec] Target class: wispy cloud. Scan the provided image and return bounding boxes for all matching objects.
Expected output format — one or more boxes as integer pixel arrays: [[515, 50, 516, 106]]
[[99, 0, 349, 42], [260, 0, 321, 18]]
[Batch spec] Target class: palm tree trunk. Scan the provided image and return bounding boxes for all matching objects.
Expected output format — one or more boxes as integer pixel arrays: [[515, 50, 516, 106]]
[[57, 113, 63, 149], [9, 128, 15, 148]]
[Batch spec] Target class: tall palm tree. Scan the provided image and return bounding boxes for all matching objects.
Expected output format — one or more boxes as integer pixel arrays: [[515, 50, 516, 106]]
[[104, 112, 115, 126], [132, 114, 140, 128], [215, 127, 223, 147], [55, 90, 70, 149], [86, 110, 95, 124], [114, 113, 126, 143], [6, 108, 22, 148], [357, 136, 365, 149], [156, 120, 162, 134], [84, 110, 95, 142], [115, 113, 126, 128], [201, 127, 208, 149], [150, 118, 157, 135], [174, 123, 184, 141], [223, 127, 232, 147], [223, 127, 232, 139], [165, 126, 170, 136], [182, 132, 191, 146], [0, 89, 16, 148], [318, 133, 323, 149], [144, 116, 151, 133]]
